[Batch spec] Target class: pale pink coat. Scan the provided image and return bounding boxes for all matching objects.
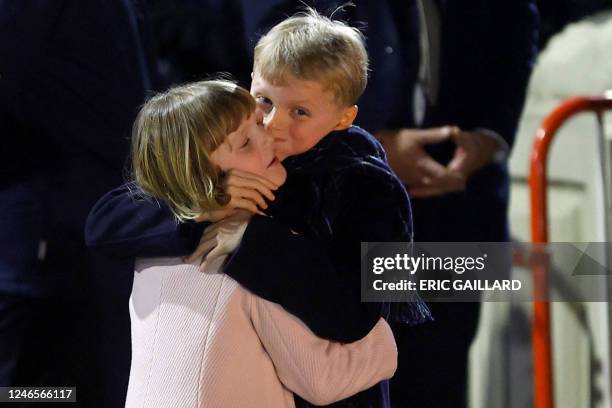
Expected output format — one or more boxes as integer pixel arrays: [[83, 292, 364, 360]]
[[125, 221, 397, 408]]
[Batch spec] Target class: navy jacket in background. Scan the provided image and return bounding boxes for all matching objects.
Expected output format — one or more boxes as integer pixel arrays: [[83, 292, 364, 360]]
[[350, 0, 540, 242], [0, 0, 155, 296], [0, 0, 156, 403]]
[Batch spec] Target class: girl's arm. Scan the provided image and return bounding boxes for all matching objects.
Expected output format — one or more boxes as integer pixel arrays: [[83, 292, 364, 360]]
[[250, 295, 397, 406], [85, 168, 278, 258]]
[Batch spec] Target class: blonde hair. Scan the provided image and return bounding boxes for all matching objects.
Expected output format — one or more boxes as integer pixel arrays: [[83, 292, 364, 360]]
[[131, 80, 255, 221], [253, 7, 368, 107]]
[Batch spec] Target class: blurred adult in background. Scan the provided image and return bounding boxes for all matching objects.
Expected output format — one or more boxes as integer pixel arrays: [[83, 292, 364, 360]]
[[236, 1, 539, 407], [0, 0, 155, 406], [146, 0, 251, 87], [359, 2, 539, 407]]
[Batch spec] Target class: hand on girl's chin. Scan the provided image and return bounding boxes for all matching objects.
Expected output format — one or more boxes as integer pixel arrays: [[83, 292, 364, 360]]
[[275, 166, 288, 186], [266, 163, 287, 187]]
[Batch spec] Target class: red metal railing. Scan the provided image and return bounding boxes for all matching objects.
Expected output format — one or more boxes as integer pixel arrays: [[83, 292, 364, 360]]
[[529, 93, 612, 408]]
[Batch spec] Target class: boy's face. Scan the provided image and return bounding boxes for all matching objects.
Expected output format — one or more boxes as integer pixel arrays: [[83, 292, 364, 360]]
[[210, 113, 287, 186], [250, 71, 357, 161]]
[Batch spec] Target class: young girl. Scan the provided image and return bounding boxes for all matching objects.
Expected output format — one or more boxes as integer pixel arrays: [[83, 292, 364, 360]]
[[125, 80, 397, 408]]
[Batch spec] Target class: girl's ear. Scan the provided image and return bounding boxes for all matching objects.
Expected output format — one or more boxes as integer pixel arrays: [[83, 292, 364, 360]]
[[333, 105, 358, 131]]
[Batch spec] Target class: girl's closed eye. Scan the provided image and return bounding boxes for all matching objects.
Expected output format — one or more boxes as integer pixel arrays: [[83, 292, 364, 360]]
[[240, 138, 251, 149]]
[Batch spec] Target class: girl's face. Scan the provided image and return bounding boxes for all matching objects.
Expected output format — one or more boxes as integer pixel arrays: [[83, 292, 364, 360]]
[[210, 113, 287, 186]]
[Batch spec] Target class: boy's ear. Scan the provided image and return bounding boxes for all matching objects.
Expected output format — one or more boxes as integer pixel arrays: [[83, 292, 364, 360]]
[[333, 105, 358, 131]]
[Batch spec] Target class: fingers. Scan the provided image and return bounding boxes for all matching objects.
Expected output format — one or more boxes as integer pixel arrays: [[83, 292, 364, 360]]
[[415, 154, 448, 180], [380, 125, 468, 197], [199, 241, 235, 273], [225, 169, 278, 197], [405, 135, 466, 193], [200, 223, 220, 242], [228, 177, 276, 201], [440, 171, 466, 193], [448, 132, 500, 178], [226, 169, 278, 188], [200, 193, 264, 223], [447, 150, 466, 174], [227, 185, 268, 210], [204, 243, 226, 264], [408, 185, 445, 198], [384, 136, 440, 186], [409, 159, 466, 198], [200, 207, 236, 223], [399, 126, 459, 144], [193, 212, 211, 223], [408, 175, 465, 198], [200, 251, 228, 273], [229, 196, 266, 216], [223, 173, 276, 208]]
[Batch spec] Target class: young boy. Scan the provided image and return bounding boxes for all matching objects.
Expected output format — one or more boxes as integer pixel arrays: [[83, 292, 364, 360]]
[[86, 9, 430, 408]]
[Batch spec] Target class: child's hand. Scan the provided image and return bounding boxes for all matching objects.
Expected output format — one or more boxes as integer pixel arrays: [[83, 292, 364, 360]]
[[195, 169, 279, 222]]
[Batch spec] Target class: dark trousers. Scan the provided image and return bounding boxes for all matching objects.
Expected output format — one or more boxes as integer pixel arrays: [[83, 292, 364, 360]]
[[390, 302, 481, 408], [391, 179, 509, 407]]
